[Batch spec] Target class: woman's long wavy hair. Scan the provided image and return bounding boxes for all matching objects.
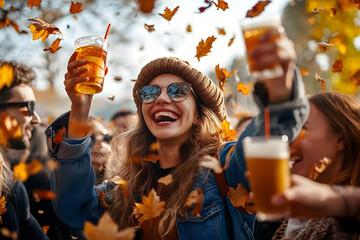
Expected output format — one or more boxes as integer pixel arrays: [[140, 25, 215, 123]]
[[106, 101, 224, 237], [309, 91, 360, 186], [0, 149, 15, 197]]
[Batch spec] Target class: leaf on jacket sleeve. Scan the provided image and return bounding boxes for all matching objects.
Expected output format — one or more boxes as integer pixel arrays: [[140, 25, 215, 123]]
[[195, 36, 216, 61], [228, 183, 255, 214], [331, 58, 343, 73], [184, 189, 203, 217], [212, 0, 229, 11], [315, 72, 326, 91], [246, 0, 271, 18], [53, 127, 66, 145], [84, 212, 136, 240], [0, 62, 14, 90], [70, 1, 82, 14], [27, 0, 41, 9], [134, 188, 165, 226], [28, 18, 63, 42], [97, 189, 109, 208], [44, 38, 62, 54], [159, 6, 179, 21]]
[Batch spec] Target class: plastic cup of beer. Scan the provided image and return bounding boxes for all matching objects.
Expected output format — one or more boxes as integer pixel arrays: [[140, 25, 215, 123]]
[[242, 135, 291, 221], [241, 14, 283, 81], [74, 36, 109, 94]]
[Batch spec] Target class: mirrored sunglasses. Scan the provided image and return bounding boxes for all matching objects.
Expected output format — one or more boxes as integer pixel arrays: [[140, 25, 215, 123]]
[[136, 82, 193, 103], [0, 100, 35, 116]]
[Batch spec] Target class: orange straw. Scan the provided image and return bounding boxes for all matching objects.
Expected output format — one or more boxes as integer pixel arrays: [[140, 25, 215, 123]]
[[104, 24, 111, 40], [264, 108, 270, 139]]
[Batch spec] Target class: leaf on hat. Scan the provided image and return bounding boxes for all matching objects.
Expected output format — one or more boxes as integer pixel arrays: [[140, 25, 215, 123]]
[[27, 0, 41, 9], [144, 23, 155, 32], [70, 1, 82, 14], [212, 0, 229, 11], [315, 72, 326, 92], [184, 189, 203, 217], [0, 62, 14, 90], [246, 0, 271, 18], [228, 35, 235, 47], [332, 58, 343, 73], [215, 64, 232, 91], [159, 6, 179, 21], [134, 188, 165, 226], [28, 18, 63, 42], [84, 211, 136, 240], [44, 38, 62, 54], [195, 35, 216, 61]]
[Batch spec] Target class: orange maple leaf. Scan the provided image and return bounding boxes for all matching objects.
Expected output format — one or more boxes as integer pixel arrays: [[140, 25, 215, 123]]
[[159, 6, 179, 21], [84, 212, 136, 240], [315, 72, 326, 91], [0, 62, 14, 90], [144, 153, 160, 163], [217, 28, 226, 35], [32, 189, 56, 201], [246, 1, 271, 18], [212, 0, 229, 11], [228, 183, 255, 214], [28, 18, 63, 42], [144, 24, 155, 32], [217, 120, 237, 142], [27, 0, 41, 9], [184, 189, 204, 217], [215, 64, 232, 91], [309, 157, 332, 180], [0, 112, 22, 147], [228, 35, 235, 47], [42, 226, 50, 235], [70, 1, 82, 14], [138, 0, 156, 13], [44, 38, 62, 54], [237, 82, 250, 95], [97, 189, 109, 208], [134, 188, 165, 226], [109, 176, 128, 197], [351, 69, 360, 86], [195, 35, 216, 61], [332, 58, 343, 73], [158, 174, 173, 185], [53, 127, 66, 145], [13, 159, 43, 182]]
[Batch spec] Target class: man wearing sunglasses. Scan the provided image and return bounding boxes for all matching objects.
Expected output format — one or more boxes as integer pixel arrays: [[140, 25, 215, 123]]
[[0, 61, 41, 150]]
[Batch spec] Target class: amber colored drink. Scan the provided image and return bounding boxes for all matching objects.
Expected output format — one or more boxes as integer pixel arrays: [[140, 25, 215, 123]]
[[243, 136, 290, 221], [241, 15, 283, 81], [74, 36, 109, 94]]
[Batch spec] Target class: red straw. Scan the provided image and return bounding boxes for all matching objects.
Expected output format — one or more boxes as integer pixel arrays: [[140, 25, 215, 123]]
[[264, 108, 270, 139], [104, 24, 111, 40]]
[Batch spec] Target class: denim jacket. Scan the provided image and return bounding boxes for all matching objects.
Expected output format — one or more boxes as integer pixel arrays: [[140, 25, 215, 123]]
[[46, 70, 308, 240]]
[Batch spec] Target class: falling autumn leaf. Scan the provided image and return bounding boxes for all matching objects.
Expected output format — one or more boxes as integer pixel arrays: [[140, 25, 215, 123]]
[[0, 62, 14, 90], [0, 196, 7, 224], [27, 0, 41, 9], [309, 157, 331, 180], [144, 24, 155, 32], [228, 183, 255, 214], [159, 6, 179, 21], [184, 189, 204, 217], [299, 68, 309, 76], [32, 189, 56, 200], [107, 96, 115, 102], [228, 35, 235, 47], [84, 212, 136, 240], [97, 190, 109, 208], [114, 76, 122, 82], [246, 1, 271, 18], [351, 69, 360, 86], [318, 42, 334, 51], [28, 18, 63, 42], [217, 120, 237, 142], [109, 176, 128, 197], [53, 127, 66, 145], [198, 0, 212, 13], [134, 188, 165, 226], [13, 159, 43, 182], [44, 38, 61, 54], [69, 1, 82, 14], [217, 28, 226, 35], [215, 64, 232, 91], [329, 8, 338, 17], [158, 174, 173, 185], [186, 24, 192, 32], [0, 112, 22, 147], [138, 0, 156, 14], [332, 58, 343, 73], [144, 153, 160, 163], [42, 226, 50, 235], [237, 82, 250, 95], [315, 72, 326, 91], [212, 0, 229, 11], [195, 35, 216, 61]]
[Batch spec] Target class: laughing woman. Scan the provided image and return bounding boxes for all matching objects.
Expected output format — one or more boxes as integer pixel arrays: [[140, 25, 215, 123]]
[[46, 33, 308, 239]]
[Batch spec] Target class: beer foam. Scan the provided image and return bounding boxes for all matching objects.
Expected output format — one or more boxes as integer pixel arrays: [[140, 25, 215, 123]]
[[241, 14, 281, 31], [242, 136, 289, 159]]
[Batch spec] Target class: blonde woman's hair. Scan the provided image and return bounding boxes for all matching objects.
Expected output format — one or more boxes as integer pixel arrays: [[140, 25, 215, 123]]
[[0, 149, 15, 196]]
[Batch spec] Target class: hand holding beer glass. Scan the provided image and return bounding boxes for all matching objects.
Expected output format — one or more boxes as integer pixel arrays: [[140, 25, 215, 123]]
[[243, 135, 291, 221]]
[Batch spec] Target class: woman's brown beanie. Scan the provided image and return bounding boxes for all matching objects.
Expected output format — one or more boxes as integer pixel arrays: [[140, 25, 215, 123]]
[[133, 57, 226, 121]]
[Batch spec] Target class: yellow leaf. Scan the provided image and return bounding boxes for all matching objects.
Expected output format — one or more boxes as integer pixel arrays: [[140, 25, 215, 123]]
[[217, 120, 237, 142], [84, 212, 136, 240], [0, 62, 14, 90], [215, 64, 232, 91], [212, 0, 229, 11], [27, 18, 63, 42], [134, 188, 165, 226], [0, 0, 4, 8], [186, 24, 192, 33], [159, 6, 179, 21], [228, 183, 255, 214], [184, 189, 203, 217], [195, 35, 216, 61], [44, 38, 62, 54], [237, 82, 250, 95], [158, 174, 173, 185]]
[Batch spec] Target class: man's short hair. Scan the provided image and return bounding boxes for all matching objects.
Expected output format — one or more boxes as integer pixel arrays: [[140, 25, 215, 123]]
[[0, 60, 36, 103], [111, 109, 135, 121]]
